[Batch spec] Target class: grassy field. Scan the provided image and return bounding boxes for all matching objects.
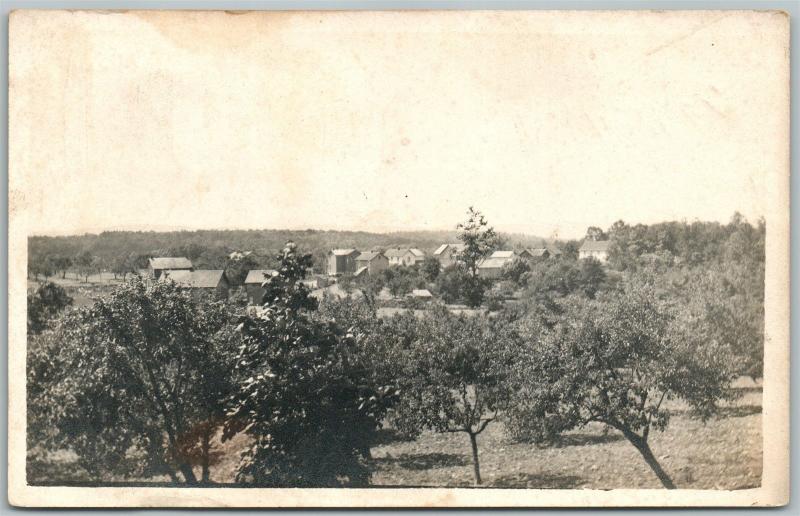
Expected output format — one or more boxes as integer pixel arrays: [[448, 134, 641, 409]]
[[199, 378, 761, 489], [29, 379, 761, 489]]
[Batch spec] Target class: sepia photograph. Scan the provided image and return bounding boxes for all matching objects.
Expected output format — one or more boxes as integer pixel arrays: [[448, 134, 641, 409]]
[[7, 8, 790, 508]]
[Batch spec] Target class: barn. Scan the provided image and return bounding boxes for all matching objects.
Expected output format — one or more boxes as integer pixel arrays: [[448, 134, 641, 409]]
[[160, 269, 230, 300], [355, 251, 389, 275], [244, 269, 278, 305], [327, 249, 360, 276], [148, 257, 193, 279]]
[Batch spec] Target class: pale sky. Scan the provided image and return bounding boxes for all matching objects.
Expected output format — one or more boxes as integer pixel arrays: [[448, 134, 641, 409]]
[[10, 10, 788, 239]]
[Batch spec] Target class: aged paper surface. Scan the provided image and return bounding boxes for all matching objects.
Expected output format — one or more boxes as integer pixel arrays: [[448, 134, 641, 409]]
[[8, 9, 789, 507]]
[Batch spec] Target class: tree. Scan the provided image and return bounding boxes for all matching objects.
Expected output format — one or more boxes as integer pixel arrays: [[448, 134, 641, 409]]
[[28, 278, 235, 483], [391, 306, 512, 485], [506, 284, 736, 488], [27, 282, 73, 336], [435, 265, 466, 304], [456, 207, 499, 307], [51, 255, 73, 279], [223, 242, 385, 486], [380, 265, 418, 298], [224, 253, 262, 287], [421, 256, 441, 282], [74, 250, 96, 282], [585, 226, 606, 242], [501, 258, 530, 286], [577, 257, 607, 299]]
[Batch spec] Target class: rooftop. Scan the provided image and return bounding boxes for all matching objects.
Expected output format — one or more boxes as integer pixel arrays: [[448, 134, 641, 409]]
[[579, 240, 612, 252], [244, 269, 278, 284], [161, 269, 226, 288], [149, 257, 193, 270]]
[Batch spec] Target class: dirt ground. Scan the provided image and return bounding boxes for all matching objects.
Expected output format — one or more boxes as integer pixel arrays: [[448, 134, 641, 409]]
[[367, 379, 761, 489]]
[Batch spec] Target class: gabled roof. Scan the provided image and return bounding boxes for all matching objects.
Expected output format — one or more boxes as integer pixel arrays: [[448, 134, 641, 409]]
[[579, 240, 611, 252], [527, 248, 550, 257], [330, 248, 359, 256], [161, 269, 226, 288], [410, 289, 432, 297], [244, 269, 278, 284], [149, 257, 193, 270], [409, 248, 425, 257], [433, 243, 465, 256], [356, 251, 385, 262], [528, 243, 562, 256], [490, 250, 515, 259], [383, 248, 408, 258], [478, 257, 509, 269], [354, 266, 369, 277]]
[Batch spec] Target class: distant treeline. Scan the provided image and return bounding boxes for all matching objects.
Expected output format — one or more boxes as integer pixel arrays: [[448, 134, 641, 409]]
[[27, 214, 764, 280], [27, 228, 549, 279]]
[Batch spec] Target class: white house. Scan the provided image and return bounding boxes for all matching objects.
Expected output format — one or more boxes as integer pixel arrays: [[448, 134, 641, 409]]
[[578, 240, 611, 262]]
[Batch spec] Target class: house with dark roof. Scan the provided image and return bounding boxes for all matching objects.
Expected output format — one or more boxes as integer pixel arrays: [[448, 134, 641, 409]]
[[355, 251, 389, 275], [148, 257, 193, 280], [327, 249, 360, 276], [384, 248, 425, 267], [160, 269, 229, 300], [578, 240, 611, 262], [244, 269, 278, 305], [525, 244, 562, 259]]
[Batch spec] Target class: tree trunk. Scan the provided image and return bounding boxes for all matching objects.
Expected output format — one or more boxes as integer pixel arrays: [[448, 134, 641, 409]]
[[179, 462, 198, 484], [468, 432, 482, 485], [201, 426, 211, 484], [625, 432, 675, 489]]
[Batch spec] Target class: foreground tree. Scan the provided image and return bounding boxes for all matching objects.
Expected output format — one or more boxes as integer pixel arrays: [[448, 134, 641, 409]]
[[391, 306, 512, 485], [28, 278, 234, 483], [506, 284, 736, 489], [27, 282, 73, 336], [223, 242, 385, 486]]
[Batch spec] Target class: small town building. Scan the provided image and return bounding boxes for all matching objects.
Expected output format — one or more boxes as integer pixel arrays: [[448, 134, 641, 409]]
[[355, 251, 389, 275], [299, 275, 330, 290], [526, 244, 562, 259], [433, 243, 466, 268], [477, 256, 509, 279], [384, 248, 425, 267], [477, 250, 523, 279], [244, 269, 278, 305], [579, 240, 611, 262], [409, 289, 433, 300], [148, 257, 193, 280], [160, 269, 230, 300], [327, 249, 360, 276]]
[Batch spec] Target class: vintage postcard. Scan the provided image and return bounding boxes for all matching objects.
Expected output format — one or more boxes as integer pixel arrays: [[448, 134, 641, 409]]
[[8, 9, 789, 507]]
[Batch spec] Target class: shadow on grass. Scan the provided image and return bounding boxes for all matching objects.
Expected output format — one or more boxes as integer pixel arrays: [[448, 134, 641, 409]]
[[715, 404, 762, 419], [371, 427, 416, 446], [730, 385, 762, 396], [373, 452, 469, 470], [671, 404, 761, 419], [491, 472, 583, 489], [552, 432, 624, 448]]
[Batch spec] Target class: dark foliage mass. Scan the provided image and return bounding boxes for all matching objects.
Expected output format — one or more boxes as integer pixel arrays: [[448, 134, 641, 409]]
[[222, 243, 390, 486], [26, 210, 765, 489], [28, 279, 235, 483]]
